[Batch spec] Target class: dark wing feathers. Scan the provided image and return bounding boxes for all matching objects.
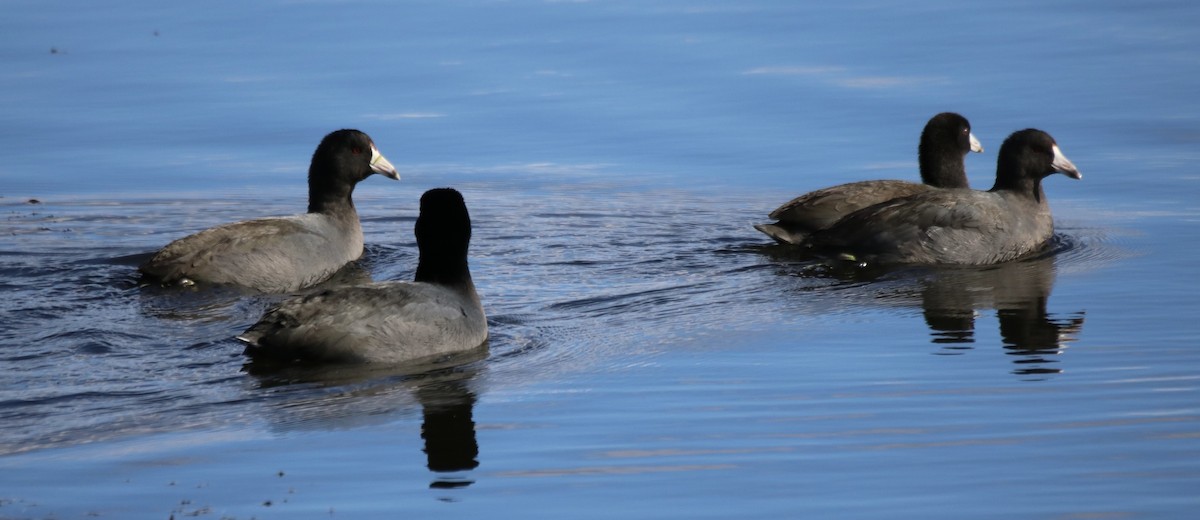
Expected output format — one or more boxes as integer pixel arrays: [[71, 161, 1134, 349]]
[[769, 180, 931, 231]]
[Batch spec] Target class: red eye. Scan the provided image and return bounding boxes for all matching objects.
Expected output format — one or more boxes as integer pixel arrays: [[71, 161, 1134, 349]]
[[351, 147, 363, 155]]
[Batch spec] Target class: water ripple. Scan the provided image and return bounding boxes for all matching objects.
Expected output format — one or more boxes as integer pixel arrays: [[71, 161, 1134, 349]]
[[0, 186, 1135, 453]]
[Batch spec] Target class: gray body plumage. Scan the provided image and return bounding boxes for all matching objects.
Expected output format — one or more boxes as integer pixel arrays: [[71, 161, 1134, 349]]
[[239, 280, 487, 364], [810, 188, 1055, 265], [139, 211, 364, 293]]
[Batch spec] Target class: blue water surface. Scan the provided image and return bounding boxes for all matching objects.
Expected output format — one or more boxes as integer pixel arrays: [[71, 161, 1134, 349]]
[[2, 1, 1199, 519]]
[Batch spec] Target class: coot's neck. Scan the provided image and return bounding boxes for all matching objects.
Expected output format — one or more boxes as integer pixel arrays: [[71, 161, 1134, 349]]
[[918, 142, 969, 189], [990, 166, 1047, 204], [307, 169, 358, 216], [415, 251, 474, 292]]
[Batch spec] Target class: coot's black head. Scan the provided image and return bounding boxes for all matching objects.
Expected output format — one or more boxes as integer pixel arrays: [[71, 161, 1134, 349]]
[[925, 112, 983, 155], [918, 112, 982, 188], [416, 188, 472, 261], [307, 129, 399, 213], [997, 128, 1081, 181]]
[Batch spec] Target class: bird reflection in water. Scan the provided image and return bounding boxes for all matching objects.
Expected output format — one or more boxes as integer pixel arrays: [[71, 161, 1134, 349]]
[[915, 253, 1086, 377], [760, 241, 1085, 378], [243, 346, 486, 491], [416, 379, 480, 490]]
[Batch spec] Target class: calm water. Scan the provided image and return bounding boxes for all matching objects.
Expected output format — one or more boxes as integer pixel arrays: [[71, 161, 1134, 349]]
[[3, 1, 1199, 518]]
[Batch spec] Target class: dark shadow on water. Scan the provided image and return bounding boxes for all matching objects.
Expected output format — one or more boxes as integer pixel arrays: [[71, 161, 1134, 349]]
[[93, 251, 155, 267], [757, 234, 1086, 379], [136, 282, 263, 322], [242, 343, 487, 386], [753, 241, 905, 282]]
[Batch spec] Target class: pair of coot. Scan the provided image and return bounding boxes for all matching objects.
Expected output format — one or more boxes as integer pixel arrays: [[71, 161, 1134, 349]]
[[756, 114, 1081, 265], [139, 130, 486, 365]]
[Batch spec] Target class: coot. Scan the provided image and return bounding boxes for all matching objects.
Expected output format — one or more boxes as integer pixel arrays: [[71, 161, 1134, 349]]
[[239, 188, 487, 365], [139, 129, 399, 293], [755, 112, 983, 244]]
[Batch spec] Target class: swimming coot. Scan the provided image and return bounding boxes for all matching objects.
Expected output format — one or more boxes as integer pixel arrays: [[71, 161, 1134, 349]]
[[239, 188, 487, 365], [139, 129, 399, 293], [755, 112, 983, 244]]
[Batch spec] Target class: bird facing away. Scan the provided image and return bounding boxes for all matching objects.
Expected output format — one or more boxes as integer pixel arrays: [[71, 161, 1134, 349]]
[[239, 188, 487, 365], [803, 128, 1081, 266], [139, 129, 399, 293], [755, 112, 983, 244]]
